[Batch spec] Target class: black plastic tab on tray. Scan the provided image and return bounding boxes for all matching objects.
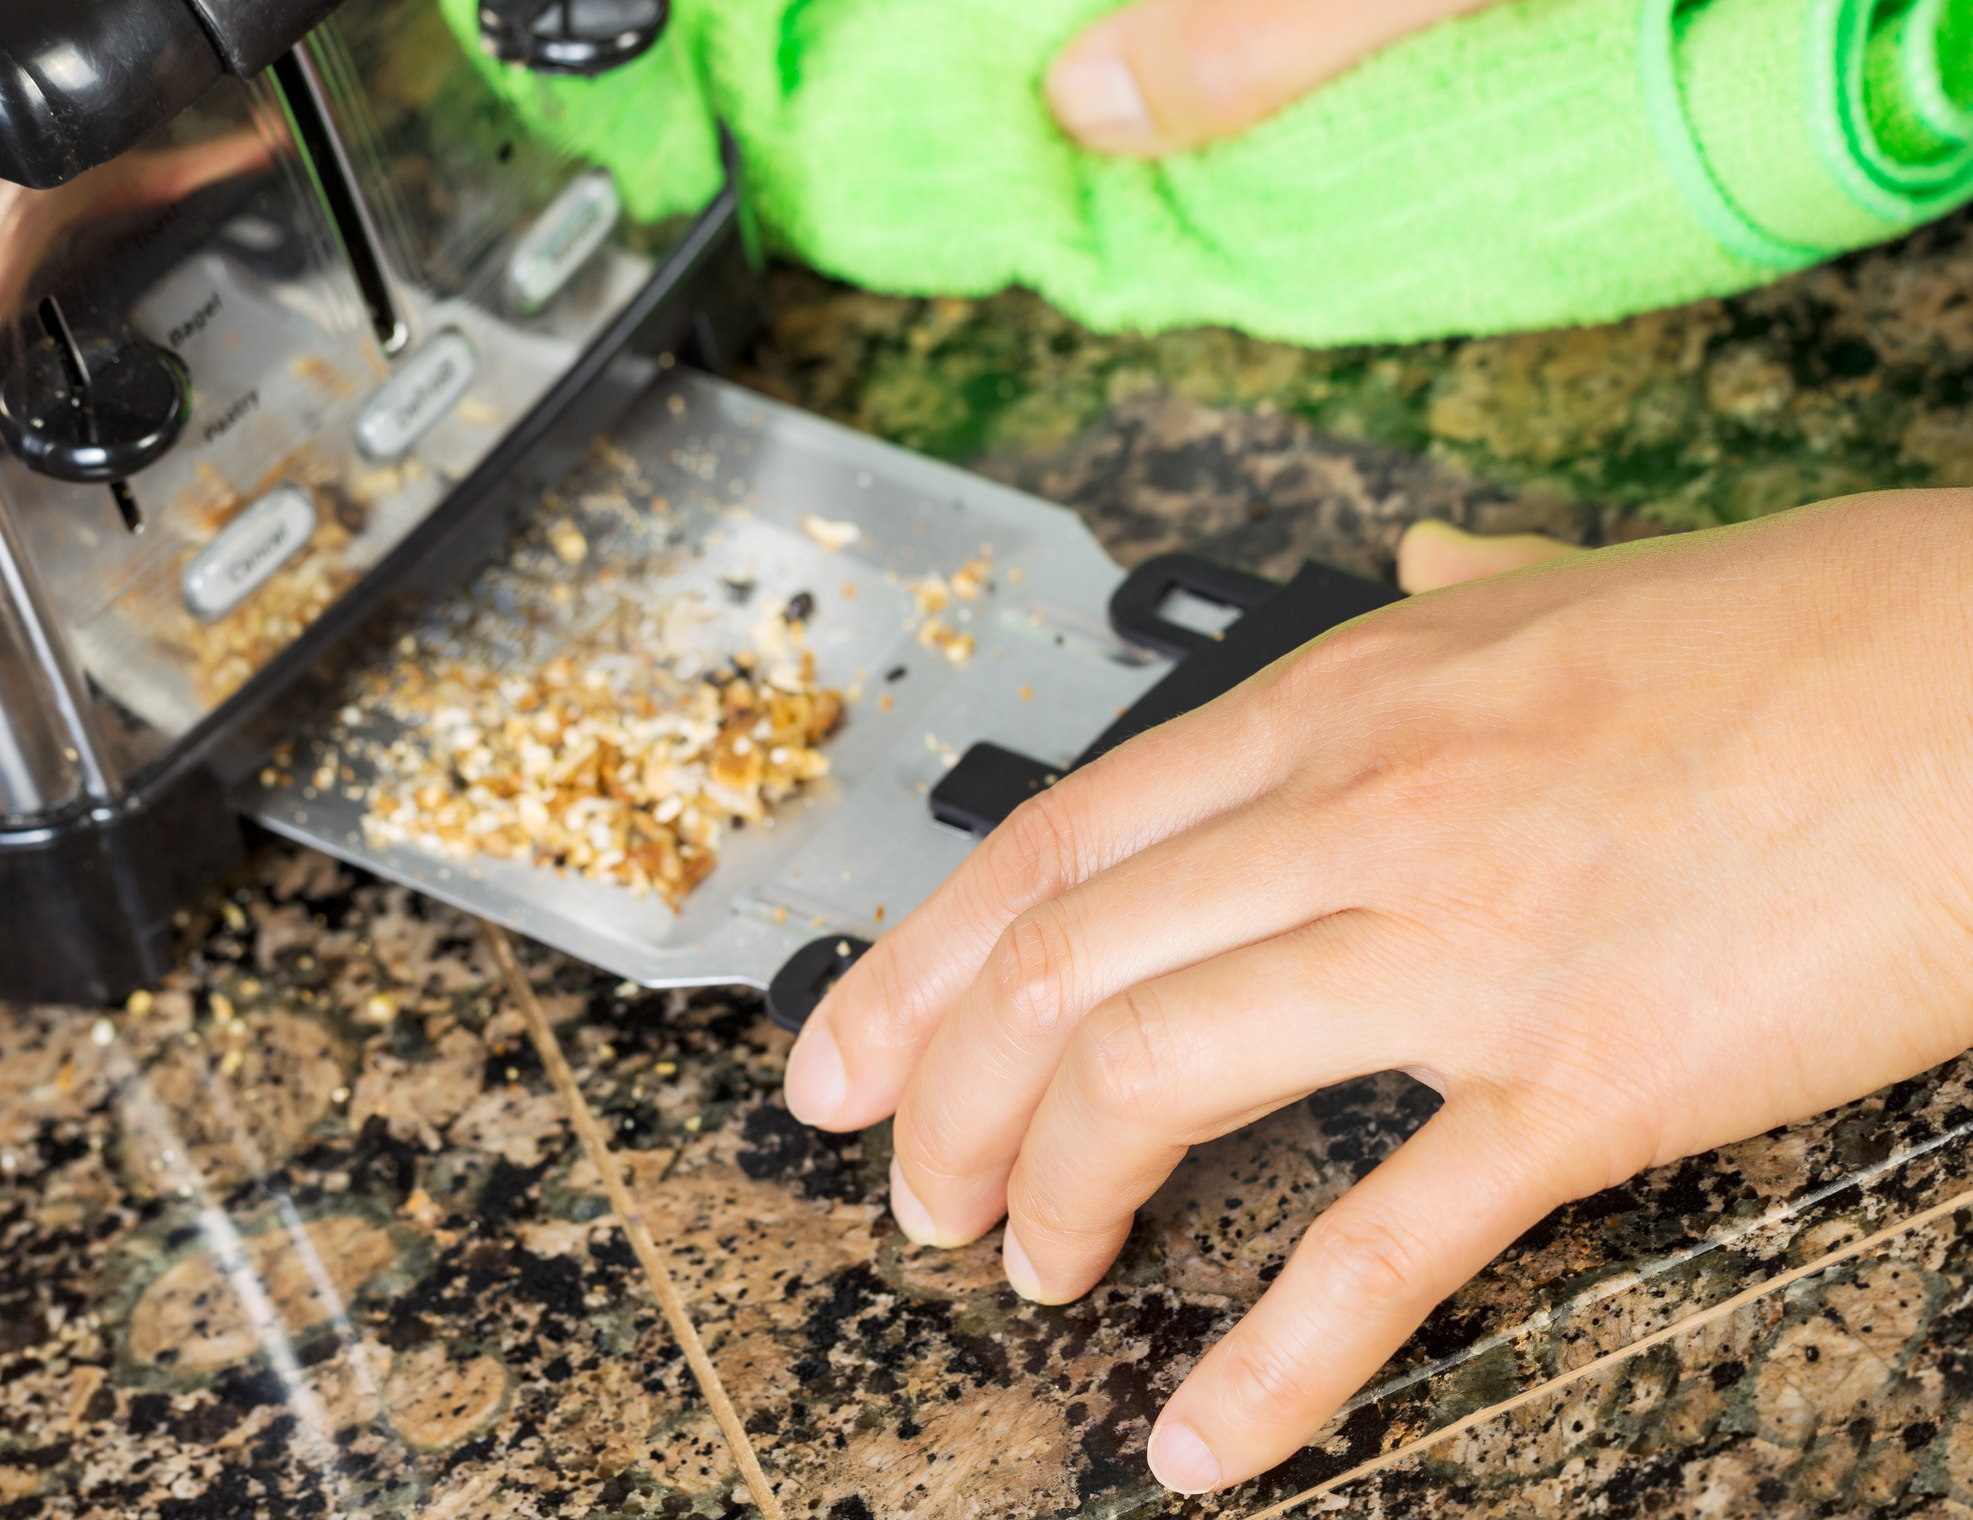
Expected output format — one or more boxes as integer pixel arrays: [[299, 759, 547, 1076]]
[[1107, 552, 1282, 660], [929, 742, 1060, 837], [766, 934, 873, 1033], [1078, 557, 1403, 767], [920, 554, 1405, 841]]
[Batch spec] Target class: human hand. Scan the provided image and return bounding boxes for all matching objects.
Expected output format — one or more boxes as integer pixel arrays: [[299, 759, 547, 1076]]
[[782, 494, 1973, 1492], [1046, 0, 1507, 156]]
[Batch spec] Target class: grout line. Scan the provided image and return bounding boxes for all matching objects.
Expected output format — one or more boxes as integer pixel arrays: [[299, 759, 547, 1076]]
[[1237, 1179, 1973, 1520], [1325, 1111, 1973, 1421], [484, 923, 788, 1520]]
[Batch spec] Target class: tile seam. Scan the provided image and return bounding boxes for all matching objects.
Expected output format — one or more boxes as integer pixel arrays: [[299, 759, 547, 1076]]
[[1331, 1112, 1973, 1418], [484, 923, 788, 1520], [1236, 1175, 1973, 1520]]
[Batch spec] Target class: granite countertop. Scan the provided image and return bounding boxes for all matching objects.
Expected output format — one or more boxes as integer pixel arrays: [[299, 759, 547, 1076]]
[[12, 213, 1973, 1520]]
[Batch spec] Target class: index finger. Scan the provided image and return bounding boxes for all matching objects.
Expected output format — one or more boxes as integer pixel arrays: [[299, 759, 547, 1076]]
[[782, 683, 1282, 1131]]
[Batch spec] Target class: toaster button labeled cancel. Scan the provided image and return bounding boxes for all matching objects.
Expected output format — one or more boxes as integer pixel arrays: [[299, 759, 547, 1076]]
[[356, 329, 478, 460], [506, 169, 621, 315], [183, 485, 318, 621]]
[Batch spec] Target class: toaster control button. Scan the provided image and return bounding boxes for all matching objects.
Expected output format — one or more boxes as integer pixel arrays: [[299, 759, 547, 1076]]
[[183, 485, 318, 621], [506, 170, 621, 315], [355, 329, 478, 461]]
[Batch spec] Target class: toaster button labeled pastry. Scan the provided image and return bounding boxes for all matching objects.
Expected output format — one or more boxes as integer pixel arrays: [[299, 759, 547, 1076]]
[[183, 484, 317, 621], [506, 169, 622, 315], [355, 329, 478, 461]]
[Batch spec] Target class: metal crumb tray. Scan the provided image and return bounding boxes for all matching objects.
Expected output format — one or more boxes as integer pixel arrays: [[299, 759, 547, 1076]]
[[245, 369, 1172, 992]]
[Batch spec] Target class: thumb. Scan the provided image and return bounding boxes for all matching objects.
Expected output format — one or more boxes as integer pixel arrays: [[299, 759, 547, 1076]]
[[1045, 0, 1502, 157]]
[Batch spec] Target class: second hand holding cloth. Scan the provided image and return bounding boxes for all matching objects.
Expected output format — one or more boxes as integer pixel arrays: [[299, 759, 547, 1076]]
[[447, 0, 1973, 345]]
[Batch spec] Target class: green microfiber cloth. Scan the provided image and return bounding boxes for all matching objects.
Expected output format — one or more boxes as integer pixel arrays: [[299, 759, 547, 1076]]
[[441, 0, 1973, 347]]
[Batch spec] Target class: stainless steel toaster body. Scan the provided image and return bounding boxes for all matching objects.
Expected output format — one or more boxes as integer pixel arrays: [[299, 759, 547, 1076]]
[[0, 0, 754, 1002]]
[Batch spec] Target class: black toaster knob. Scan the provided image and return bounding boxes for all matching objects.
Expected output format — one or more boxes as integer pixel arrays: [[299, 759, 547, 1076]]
[[0, 3, 343, 191], [478, 0, 668, 76], [0, 298, 191, 531]]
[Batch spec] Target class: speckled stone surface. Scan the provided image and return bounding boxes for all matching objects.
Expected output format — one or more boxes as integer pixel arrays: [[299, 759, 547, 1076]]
[[11, 214, 1973, 1518]]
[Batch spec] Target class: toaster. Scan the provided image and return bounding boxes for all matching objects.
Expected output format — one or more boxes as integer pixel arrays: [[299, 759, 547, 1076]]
[[0, 0, 756, 1004]]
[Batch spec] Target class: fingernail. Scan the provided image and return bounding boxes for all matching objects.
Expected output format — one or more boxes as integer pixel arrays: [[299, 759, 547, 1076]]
[[1147, 1420, 1222, 1495], [1045, 47, 1157, 153], [888, 1158, 943, 1247], [783, 1026, 847, 1126], [1001, 1223, 1046, 1301]]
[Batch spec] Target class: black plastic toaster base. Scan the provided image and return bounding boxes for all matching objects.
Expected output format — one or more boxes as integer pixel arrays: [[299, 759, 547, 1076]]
[[0, 764, 244, 1007]]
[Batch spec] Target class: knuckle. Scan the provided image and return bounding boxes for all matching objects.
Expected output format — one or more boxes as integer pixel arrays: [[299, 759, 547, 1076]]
[[1008, 1187, 1083, 1246], [897, 1097, 967, 1183], [990, 903, 1085, 1043], [984, 787, 1087, 915], [842, 943, 925, 1057], [1214, 1335, 1319, 1429], [1077, 984, 1184, 1126], [1311, 1208, 1439, 1312], [1280, 613, 1406, 697]]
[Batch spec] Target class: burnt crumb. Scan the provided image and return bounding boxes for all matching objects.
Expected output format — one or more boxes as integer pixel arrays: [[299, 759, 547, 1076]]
[[884, 665, 907, 682]]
